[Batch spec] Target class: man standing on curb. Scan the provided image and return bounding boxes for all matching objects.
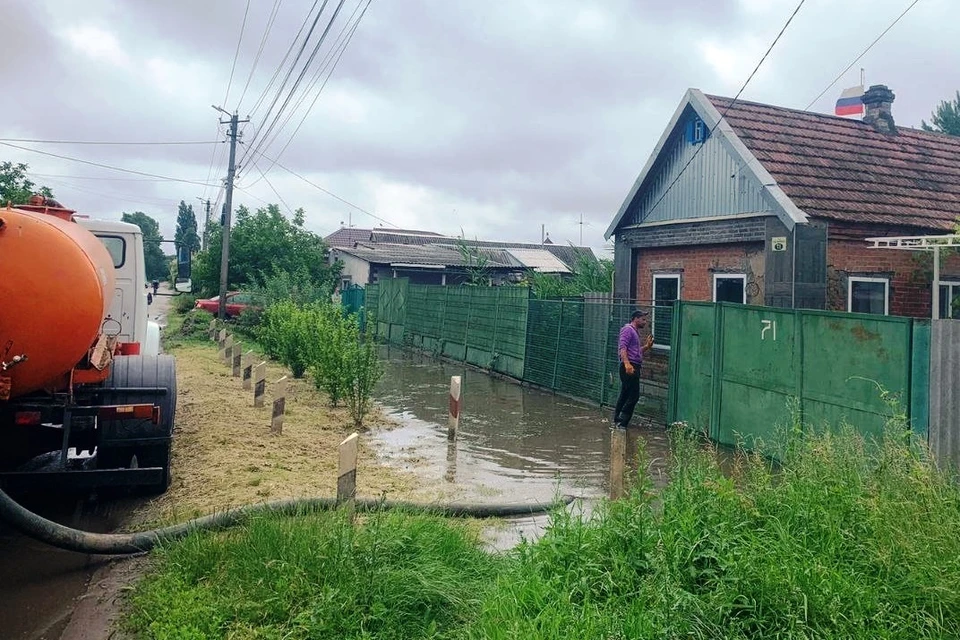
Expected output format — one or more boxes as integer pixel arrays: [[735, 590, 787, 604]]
[[613, 310, 654, 428]]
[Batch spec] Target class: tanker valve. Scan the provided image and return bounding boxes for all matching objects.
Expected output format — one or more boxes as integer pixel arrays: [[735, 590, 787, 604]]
[[1, 354, 28, 371]]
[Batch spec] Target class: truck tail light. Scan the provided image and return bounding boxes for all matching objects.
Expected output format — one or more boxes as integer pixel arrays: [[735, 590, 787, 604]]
[[14, 411, 41, 426], [98, 404, 159, 423]]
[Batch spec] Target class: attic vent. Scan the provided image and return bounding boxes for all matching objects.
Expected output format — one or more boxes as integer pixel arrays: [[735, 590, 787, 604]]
[[685, 116, 707, 145]]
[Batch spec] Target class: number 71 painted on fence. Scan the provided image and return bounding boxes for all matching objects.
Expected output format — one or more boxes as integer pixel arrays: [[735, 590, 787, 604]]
[[761, 320, 777, 341]]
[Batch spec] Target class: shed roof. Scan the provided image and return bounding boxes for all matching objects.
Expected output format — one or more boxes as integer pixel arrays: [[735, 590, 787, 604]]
[[335, 243, 517, 269], [504, 248, 571, 273], [706, 95, 960, 231]]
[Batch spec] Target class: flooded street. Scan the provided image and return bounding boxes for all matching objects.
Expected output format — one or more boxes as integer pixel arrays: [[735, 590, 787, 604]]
[[370, 346, 672, 546]]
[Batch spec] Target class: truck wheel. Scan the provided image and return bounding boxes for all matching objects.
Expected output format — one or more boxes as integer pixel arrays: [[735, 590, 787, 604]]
[[97, 354, 177, 493]]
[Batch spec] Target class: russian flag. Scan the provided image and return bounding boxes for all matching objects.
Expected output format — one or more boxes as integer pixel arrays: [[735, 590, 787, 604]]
[[835, 85, 864, 117]]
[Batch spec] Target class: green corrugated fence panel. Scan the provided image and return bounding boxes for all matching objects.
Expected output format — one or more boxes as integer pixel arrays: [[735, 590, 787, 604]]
[[670, 302, 715, 434], [800, 311, 911, 440], [910, 320, 930, 439]]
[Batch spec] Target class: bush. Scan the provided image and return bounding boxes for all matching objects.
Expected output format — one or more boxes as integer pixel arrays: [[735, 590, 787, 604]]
[[258, 300, 312, 378], [178, 308, 215, 340], [173, 293, 199, 314]]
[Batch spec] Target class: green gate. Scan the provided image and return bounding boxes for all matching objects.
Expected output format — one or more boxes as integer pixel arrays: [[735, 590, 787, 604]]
[[669, 302, 929, 448]]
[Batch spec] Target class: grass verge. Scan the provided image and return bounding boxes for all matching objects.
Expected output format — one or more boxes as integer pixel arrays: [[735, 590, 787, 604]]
[[129, 422, 960, 639]]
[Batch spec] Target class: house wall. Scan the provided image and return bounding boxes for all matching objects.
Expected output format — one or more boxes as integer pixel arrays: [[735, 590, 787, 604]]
[[826, 223, 960, 318], [635, 242, 766, 304], [335, 252, 371, 286]]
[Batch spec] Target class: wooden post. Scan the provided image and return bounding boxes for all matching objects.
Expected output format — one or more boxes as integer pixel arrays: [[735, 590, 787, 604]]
[[609, 427, 626, 500], [253, 362, 267, 407], [209, 320, 217, 340], [232, 343, 242, 377], [448, 375, 462, 441], [271, 376, 287, 433], [338, 432, 359, 506], [241, 351, 254, 390]]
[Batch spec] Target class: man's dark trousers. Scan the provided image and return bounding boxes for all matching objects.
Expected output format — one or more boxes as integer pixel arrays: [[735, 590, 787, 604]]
[[613, 362, 641, 427]]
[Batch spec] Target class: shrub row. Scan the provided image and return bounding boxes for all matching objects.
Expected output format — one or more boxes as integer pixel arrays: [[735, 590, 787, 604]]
[[259, 301, 381, 426]]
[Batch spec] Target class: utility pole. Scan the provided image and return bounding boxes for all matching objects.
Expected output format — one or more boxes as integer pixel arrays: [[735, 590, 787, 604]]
[[212, 106, 249, 320], [196, 196, 212, 251]]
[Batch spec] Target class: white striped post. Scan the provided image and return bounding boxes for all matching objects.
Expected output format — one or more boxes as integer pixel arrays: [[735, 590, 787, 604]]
[[253, 362, 267, 408], [241, 351, 255, 390], [231, 343, 243, 377], [448, 375, 462, 441], [271, 376, 287, 433], [338, 432, 359, 506]]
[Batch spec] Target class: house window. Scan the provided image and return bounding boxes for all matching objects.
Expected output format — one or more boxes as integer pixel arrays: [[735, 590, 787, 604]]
[[848, 276, 889, 315], [652, 274, 680, 347], [939, 281, 960, 319], [713, 274, 746, 304], [685, 117, 707, 144]]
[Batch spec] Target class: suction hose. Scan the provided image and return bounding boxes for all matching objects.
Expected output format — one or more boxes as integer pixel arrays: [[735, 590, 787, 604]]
[[0, 489, 575, 555]]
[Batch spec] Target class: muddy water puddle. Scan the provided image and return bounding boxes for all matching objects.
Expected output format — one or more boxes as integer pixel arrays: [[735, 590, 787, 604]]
[[370, 347, 672, 547]]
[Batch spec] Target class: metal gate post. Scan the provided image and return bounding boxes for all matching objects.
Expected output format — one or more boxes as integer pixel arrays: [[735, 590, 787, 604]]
[[464, 287, 473, 363], [493, 288, 502, 361], [551, 300, 564, 390], [600, 300, 611, 407]]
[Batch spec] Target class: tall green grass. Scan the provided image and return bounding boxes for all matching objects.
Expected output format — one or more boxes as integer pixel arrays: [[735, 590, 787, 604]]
[[129, 422, 960, 639]]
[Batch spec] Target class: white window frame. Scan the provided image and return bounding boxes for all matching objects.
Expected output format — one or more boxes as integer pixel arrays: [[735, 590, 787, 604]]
[[652, 273, 681, 349], [848, 276, 889, 315], [939, 280, 960, 319], [712, 273, 747, 304]]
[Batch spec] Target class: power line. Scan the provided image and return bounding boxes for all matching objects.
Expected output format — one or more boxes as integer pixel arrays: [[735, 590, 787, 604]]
[[247, 1, 321, 118], [237, 0, 285, 110], [223, 0, 253, 108], [1, 141, 220, 187], [31, 172, 191, 183], [804, 0, 922, 110], [250, 159, 296, 215], [643, 0, 805, 222], [35, 174, 184, 207], [250, 0, 372, 179], [240, 0, 345, 168], [0, 138, 221, 146], [250, 147, 397, 228]]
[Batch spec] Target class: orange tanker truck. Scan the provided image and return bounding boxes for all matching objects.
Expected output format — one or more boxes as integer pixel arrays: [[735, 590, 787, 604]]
[[0, 196, 178, 492]]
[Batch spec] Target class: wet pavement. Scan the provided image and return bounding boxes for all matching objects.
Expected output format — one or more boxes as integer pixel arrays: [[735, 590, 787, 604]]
[[370, 346, 672, 547]]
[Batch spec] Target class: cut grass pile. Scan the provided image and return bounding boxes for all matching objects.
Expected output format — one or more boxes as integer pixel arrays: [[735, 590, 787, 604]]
[[129, 424, 960, 639]]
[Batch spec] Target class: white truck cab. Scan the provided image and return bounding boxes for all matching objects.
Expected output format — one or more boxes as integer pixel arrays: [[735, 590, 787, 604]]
[[77, 218, 161, 356]]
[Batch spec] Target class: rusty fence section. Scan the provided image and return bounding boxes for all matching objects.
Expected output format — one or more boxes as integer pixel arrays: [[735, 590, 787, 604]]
[[929, 320, 960, 470]]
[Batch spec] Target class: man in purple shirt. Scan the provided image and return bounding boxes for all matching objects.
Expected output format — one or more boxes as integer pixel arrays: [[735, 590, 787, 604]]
[[613, 310, 654, 428]]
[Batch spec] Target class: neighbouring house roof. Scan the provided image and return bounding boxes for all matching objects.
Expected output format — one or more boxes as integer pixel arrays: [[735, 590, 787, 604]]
[[334, 243, 518, 269], [327, 227, 596, 270], [706, 95, 960, 231], [503, 248, 571, 273]]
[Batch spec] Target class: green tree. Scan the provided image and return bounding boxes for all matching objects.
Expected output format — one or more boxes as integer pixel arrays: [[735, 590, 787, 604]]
[[194, 203, 340, 295], [0, 162, 53, 204], [121, 211, 168, 280], [174, 200, 201, 254], [921, 91, 960, 136]]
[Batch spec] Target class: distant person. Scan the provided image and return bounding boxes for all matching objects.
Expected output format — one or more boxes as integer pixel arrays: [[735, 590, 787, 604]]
[[613, 310, 654, 429], [151, 280, 159, 295], [331, 287, 342, 305]]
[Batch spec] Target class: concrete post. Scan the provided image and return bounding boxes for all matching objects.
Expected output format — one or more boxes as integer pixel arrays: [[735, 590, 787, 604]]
[[222, 334, 235, 365], [241, 351, 254, 390], [209, 320, 217, 340], [232, 343, 242, 377], [338, 432, 359, 506], [271, 376, 287, 433], [253, 362, 267, 408]]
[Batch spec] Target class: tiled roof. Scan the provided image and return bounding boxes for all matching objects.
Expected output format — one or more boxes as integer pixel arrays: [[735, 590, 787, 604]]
[[708, 95, 960, 231], [324, 227, 371, 247]]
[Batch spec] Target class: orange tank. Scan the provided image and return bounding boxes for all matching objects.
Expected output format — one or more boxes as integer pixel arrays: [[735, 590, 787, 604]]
[[0, 198, 116, 399]]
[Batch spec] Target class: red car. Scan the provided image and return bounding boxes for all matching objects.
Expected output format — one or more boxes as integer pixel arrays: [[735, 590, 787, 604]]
[[195, 292, 255, 318]]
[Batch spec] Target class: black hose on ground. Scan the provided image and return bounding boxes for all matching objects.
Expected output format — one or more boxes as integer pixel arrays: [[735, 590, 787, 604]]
[[0, 489, 575, 555]]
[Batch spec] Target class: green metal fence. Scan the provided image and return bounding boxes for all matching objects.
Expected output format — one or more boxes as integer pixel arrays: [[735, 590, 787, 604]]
[[668, 301, 930, 447], [366, 279, 668, 420]]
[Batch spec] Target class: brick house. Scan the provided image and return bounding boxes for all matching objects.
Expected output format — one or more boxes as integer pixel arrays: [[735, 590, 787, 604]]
[[606, 85, 960, 343]]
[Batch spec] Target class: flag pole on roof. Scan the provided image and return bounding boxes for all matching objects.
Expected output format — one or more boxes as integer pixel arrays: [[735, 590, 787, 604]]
[[835, 84, 865, 117]]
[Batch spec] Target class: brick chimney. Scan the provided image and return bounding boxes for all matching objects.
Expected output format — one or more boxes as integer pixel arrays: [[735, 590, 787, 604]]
[[862, 84, 896, 134]]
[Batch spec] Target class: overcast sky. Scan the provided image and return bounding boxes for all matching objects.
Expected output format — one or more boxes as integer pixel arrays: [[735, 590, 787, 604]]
[[3, 0, 956, 255]]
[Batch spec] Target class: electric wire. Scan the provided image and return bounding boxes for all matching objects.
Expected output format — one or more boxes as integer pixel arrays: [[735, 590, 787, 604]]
[[804, 0, 922, 110], [641, 0, 806, 222], [242, 0, 349, 168], [0, 138, 221, 146], [237, 0, 285, 111], [0, 142, 220, 188], [223, 0, 253, 108]]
